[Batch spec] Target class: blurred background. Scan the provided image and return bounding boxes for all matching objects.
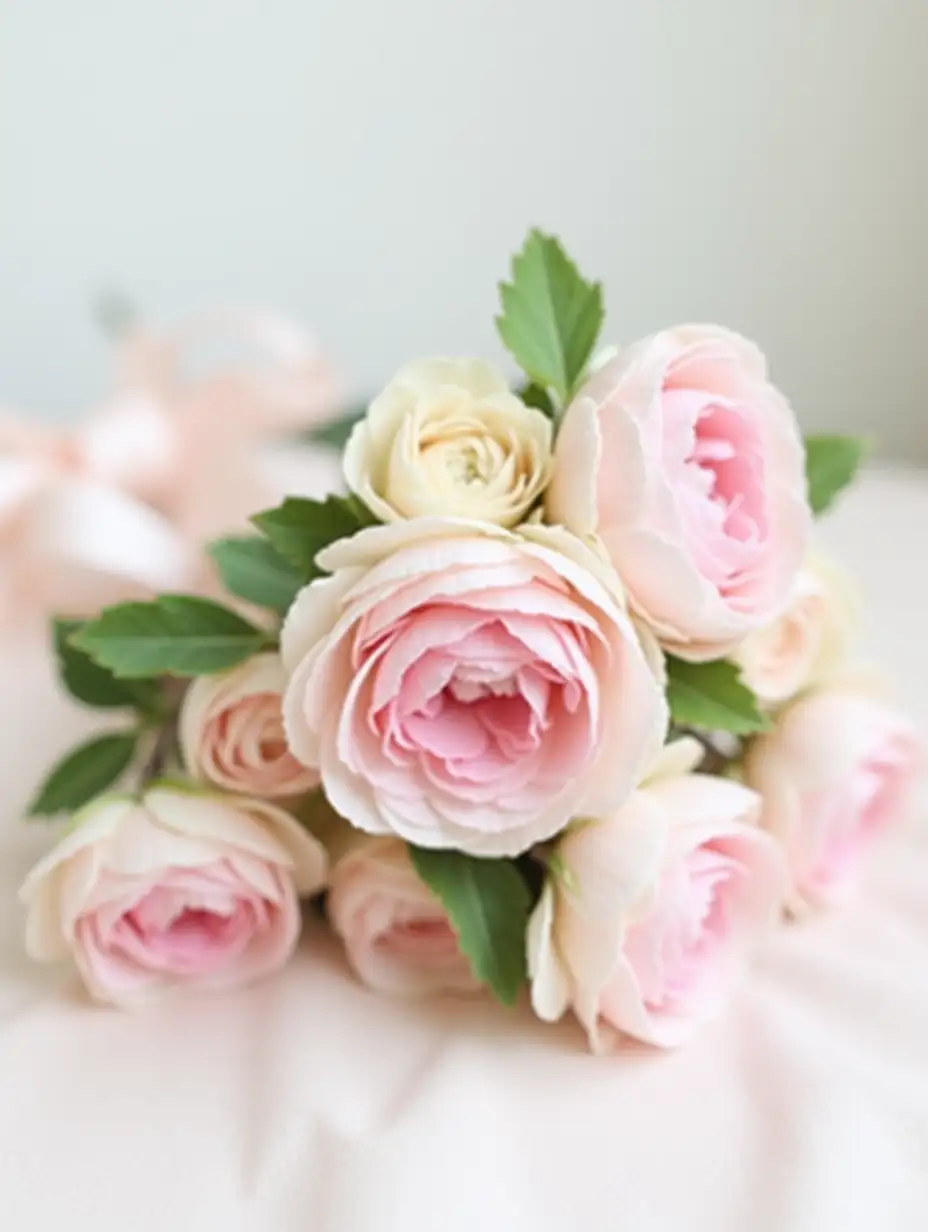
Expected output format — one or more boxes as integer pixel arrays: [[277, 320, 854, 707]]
[[0, 0, 926, 456]]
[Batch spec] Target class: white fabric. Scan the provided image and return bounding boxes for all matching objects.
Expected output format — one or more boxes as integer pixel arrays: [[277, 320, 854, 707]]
[[0, 466, 926, 1231]]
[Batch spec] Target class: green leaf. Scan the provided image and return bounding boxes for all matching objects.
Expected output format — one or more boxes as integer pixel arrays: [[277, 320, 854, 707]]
[[518, 380, 556, 418], [409, 847, 532, 1005], [207, 537, 304, 616], [252, 494, 376, 577], [666, 657, 771, 736], [308, 405, 365, 450], [805, 434, 868, 515], [496, 229, 604, 405], [71, 596, 269, 679], [27, 732, 139, 817], [52, 619, 161, 712]]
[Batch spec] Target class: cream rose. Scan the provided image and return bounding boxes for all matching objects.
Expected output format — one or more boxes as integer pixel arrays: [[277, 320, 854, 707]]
[[733, 554, 856, 706], [343, 358, 552, 526], [327, 835, 477, 996], [20, 786, 328, 1007], [546, 326, 811, 660], [281, 518, 667, 857], [179, 653, 320, 798], [529, 746, 785, 1049], [744, 685, 919, 912]]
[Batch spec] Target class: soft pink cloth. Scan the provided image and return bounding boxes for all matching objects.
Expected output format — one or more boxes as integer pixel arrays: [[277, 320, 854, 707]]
[[0, 468, 926, 1231], [0, 311, 343, 627]]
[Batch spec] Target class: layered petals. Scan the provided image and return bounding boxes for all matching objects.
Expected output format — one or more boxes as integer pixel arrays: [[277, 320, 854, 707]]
[[20, 787, 328, 1007], [281, 519, 667, 857], [547, 326, 811, 659], [344, 358, 552, 527], [179, 653, 320, 798], [529, 762, 785, 1049]]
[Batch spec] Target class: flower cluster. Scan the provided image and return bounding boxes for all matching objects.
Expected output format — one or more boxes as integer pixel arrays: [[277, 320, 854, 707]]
[[19, 232, 918, 1051]]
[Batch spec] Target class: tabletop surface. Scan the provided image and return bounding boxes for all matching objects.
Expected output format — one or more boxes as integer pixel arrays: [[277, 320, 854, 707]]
[[1, 466, 926, 1232]]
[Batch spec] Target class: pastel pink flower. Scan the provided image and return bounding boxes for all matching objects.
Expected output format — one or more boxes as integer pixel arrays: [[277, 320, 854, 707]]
[[546, 326, 811, 660], [179, 653, 320, 798], [744, 686, 920, 912], [281, 519, 667, 857], [20, 787, 328, 1007], [529, 757, 785, 1049], [327, 835, 477, 996]]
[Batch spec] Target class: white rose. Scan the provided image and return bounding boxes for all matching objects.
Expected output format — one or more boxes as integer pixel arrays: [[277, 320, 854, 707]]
[[733, 554, 855, 706], [343, 358, 552, 526]]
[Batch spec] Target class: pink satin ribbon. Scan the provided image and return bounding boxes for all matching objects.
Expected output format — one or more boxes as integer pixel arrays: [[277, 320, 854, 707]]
[[0, 311, 343, 628]]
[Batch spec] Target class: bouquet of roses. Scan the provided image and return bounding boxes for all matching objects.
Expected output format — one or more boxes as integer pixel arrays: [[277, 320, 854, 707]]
[[19, 232, 919, 1051]]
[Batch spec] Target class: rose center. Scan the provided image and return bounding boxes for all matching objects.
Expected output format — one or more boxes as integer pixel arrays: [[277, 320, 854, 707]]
[[112, 875, 261, 974], [447, 674, 519, 703], [662, 389, 769, 590], [378, 916, 460, 965], [258, 730, 289, 762], [423, 436, 500, 489]]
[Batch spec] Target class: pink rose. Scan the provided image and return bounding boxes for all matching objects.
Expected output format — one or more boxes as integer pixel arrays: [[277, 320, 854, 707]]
[[744, 687, 919, 912], [20, 787, 328, 1007], [546, 326, 811, 660], [327, 835, 477, 996], [281, 519, 667, 857], [179, 653, 320, 798], [529, 756, 784, 1049]]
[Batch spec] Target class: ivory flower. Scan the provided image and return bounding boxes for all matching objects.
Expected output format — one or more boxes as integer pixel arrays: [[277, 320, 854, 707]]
[[344, 358, 552, 527]]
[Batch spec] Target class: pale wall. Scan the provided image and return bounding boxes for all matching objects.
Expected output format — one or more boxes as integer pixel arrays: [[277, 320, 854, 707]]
[[0, 0, 925, 454]]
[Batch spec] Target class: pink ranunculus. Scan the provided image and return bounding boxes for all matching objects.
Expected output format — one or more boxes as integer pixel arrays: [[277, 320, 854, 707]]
[[327, 835, 477, 996], [179, 653, 320, 798], [281, 519, 668, 858], [744, 686, 920, 912], [20, 787, 328, 1007], [546, 326, 811, 661], [529, 760, 785, 1049]]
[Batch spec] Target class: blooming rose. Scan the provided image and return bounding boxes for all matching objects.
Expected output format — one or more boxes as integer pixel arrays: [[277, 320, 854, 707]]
[[733, 555, 855, 706], [343, 358, 552, 527], [744, 686, 919, 913], [20, 787, 328, 1007], [546, 326, 811, 660], [529, 750, 784, 1049], [179, 653, 319, 798], [327, 835, 477, 996], [281, 519, 667, 857]]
